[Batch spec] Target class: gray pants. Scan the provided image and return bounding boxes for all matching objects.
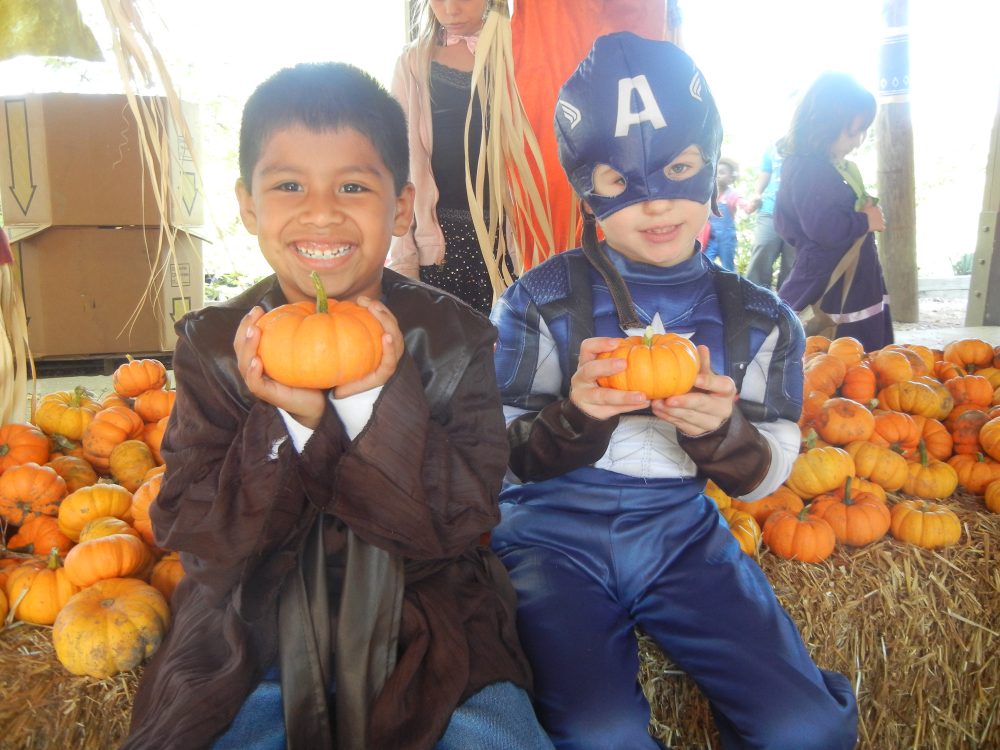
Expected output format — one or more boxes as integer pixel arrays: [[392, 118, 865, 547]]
[[745, 214, 795, 290]]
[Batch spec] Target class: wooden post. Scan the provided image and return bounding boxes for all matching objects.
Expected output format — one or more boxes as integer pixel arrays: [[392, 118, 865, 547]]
[[875, 0, 918, 323], [965, 87, 1000, 325]]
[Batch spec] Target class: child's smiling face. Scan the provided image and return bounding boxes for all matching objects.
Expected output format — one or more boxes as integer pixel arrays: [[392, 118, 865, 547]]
[[236, 125, 414, 304], [590, 144, 711, 268]]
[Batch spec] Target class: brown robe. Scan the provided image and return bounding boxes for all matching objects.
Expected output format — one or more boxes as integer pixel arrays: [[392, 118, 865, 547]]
[[124, 271, 532, 749]]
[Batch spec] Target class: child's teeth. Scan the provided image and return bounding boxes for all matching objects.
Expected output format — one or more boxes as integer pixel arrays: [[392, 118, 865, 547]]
[[296, 243, 349, 258]]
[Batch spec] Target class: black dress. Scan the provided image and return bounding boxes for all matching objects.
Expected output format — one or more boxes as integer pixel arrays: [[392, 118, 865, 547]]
[[420, 61, 500, 315]]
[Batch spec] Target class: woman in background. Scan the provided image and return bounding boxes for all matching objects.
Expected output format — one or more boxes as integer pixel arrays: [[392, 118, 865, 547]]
[[774, 71, 891, 350]]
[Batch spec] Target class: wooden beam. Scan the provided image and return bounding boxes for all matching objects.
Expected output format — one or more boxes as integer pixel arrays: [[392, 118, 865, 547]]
[[875, 0, 919, 323], [965, 86, 1000, 325]]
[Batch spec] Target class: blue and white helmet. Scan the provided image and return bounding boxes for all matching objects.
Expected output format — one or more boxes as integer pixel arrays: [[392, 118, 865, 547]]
[[555, 32, 723, 220]]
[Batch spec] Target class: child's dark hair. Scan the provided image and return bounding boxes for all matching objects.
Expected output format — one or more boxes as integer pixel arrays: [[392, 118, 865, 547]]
[[780, 71, 876, 159], [239, 62, 409, 194]]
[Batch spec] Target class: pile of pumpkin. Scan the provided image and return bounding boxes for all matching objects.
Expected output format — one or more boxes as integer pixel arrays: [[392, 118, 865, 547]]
[[0, 356, 183, 679], [708, 335, 1000, 563]]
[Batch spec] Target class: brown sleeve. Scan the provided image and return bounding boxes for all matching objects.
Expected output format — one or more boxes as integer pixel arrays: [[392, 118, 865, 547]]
[[677, 405, 772, 497], [508, 398, 619, 482]]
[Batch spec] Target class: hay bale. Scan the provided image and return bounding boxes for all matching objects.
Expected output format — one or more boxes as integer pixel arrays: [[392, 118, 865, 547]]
[[640, 491, 1000, 749], [0, 622, 139, 749]]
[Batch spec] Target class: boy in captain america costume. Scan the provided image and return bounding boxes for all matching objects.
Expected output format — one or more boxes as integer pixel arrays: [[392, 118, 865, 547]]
[[489, 33, 858, 750]]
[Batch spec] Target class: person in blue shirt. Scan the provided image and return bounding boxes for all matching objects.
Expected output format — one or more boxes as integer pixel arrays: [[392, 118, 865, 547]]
[[489, 33, 857, 750], [745, 142, 795, 289]]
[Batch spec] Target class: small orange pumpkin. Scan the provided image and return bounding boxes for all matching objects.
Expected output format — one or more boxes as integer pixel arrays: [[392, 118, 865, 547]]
[[109, 439, 157, 492], [825, 337, 865, 368], [889, 499, 961, 548], [845, 441, 908, 491], [113, 355, 168, 398], [5, 548, 80, 625], [256, 271, 384, 389], [63, 533, 154, 588], [7, 514, 73, 556], [150, 552, 185, 601], [807, 477, 890, 546], [133, 389, 176, 423], [803, 354, 848, 396], [902, 440, 959, 499], [78, 516, 143, 543], [980, 416, 1000, 462], [81, 405, 145, 473], [130, 472, 163, 547], [943, 338, 994, 372], [839, 363, 877, 404], [0, 423, 50, 475], [597, 327, 699, 399], [44, 455, 99, 493], [985, 479, 1000, 513], [911, 415, 954, 462], [785, 446, 855, 499], [33, 386, 102, 440], [57, 483, 134, 541], [947, 452, 1000, 495], [812, 397, 875, 445], [719, 506, 761, 555], [762, 507, 836, 563], [0, 462, 68, 526]]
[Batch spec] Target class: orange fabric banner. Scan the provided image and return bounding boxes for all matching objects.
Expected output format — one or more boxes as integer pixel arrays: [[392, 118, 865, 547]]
[[512, 1, 667, 266]]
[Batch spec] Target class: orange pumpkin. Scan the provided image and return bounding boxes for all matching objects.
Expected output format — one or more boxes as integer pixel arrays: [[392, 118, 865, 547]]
[[130, 473, 163, 547], [785, 446, 855, 499], [0, 588, 6, 624], [804, 335, 831, 356], [883, 345, 928, 377], [47, 433, 86, 460], [944, 375, 994, 408], [869, 410, 920, 458], [45, 455, 98, 493], [57, 483, 134, 541], [877, 380, 946, 419], [762, 508, 836, 563], [109, 439, 157, 492], [870, 349, 913, 389], [902, 440, 959, 499], [719, 506, 761, 555], [596, 327, 699, 399], [798, 391, 830, 429], [33, 386, 102, 440], [825, 337, 865, 368], [0, 462, 67, 526], [142, 417, 168, 465], [803, 354, 847, 396], [985, 479, 1000, 513], [150, 552, 185, 601], [5, 548, 80, 625], [934, 360, 967, 382], [951, 409, 988, 456], [63, 533, 154, 588], [78, 516, 143, 543], [52, 577, 170, 678], [7, 514, 73, 556], [947, 452, 1000, 495], [0, 423, 50, 475], [256, 271, 384, 389], [731, 485, 804, 526], [943, 338, 994, 372], [831, 475, 887, 503], [703, 479, 731, 509], [807, 477, 890, 546], [980, 416, 1000, 462], [839, 363, 877, 404], [133, 389, 176, 423], [113, 356, 168, 398], [911, 415, 954, 462], [81, 405, 145, 473], [913, 377, 956, 420], [889, 499, 961, 548], [845, 441, 908, 491], [812, 397, 875, 445], [901, 345, 936, 375]]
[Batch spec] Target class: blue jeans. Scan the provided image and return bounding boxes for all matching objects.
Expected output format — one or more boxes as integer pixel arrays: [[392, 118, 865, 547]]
[[212, 677, 554, 750]]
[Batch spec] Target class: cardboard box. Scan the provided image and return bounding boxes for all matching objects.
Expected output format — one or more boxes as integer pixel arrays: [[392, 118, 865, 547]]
[[14, 226, 204, 357], [0, 93, 202, 233]]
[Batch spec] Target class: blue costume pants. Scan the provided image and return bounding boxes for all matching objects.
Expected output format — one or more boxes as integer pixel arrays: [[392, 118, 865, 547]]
[[492, 469, 857, 750]]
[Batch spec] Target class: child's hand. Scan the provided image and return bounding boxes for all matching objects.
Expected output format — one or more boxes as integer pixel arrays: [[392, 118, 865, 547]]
[[235, 306, 327, 429], [570, 337, 650, 421], [862, 198, 885, 232], [651, 345, 736, 436], [333, 296, 403, 399]]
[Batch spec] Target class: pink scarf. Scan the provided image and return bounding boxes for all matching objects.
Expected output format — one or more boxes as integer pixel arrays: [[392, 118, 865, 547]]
[[443, 30, 480, 54]]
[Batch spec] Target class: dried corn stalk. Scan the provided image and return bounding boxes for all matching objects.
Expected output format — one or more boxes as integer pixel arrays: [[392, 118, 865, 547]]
[[466, 0, 555, 300], [98, 0, 201, 335], [0, 230, 32, 424]]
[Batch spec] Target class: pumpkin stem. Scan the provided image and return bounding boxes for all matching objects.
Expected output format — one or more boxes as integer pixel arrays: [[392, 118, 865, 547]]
[[642, 325, 655, 347], [918, 439, 929, 467], [842, 475, 854, 504], [45, 546, 62, 570], [310, 271, 329, 314]]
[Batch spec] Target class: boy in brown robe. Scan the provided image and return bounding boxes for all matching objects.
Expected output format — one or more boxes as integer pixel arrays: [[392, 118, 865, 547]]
[[124, 62, 553, 750]]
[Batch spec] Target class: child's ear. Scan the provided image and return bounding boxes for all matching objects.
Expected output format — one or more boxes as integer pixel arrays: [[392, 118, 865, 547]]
[[392, 182, 416, 237], [235, 178, 259, 235]]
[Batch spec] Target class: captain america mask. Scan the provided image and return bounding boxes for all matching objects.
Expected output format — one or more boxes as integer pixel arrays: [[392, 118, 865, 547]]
[[555, 32, 723, 221]]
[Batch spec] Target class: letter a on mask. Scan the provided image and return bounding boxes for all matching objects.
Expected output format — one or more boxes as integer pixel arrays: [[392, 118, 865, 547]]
[[615, 75, 666, 137]]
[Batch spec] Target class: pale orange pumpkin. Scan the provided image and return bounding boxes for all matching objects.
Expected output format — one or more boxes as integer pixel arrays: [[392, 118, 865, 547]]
[[0, 462, 67, 526], [81, 405, 145, 473], [63, 533, 154, 588], [109, 439, 157, 492], [130, 473, 163, 547], [785, 446, 855, 499], [732, 486, 805, 526], [902, 440, 959, 499], [133, 388, 176, 423], [0, 423, 50, 475], [33, 386, 102, 440], [719, 506, 761, 555], [44, 455, 98, 493], [57, 483, 134, 541], [889, 499, 961, 548], [150, 552, 185, 601], [7, 514, 73, 556], [113, 356, 168, 398], [5, 548, 80, 625]]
